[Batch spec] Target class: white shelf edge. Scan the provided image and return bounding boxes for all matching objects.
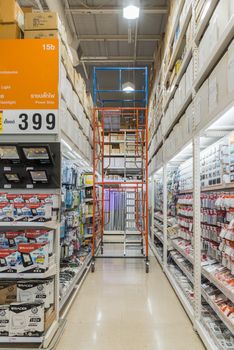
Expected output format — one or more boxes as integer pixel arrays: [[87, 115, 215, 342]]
[[0, 336, 43, 343], [0, 221, 58, 229], [164, 267, 194, 322], [194, 16, 234, 91], [153, 231, 164, 245]]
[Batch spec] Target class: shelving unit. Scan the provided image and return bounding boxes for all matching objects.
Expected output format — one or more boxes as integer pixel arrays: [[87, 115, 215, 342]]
[[148, 2, 234, 347]]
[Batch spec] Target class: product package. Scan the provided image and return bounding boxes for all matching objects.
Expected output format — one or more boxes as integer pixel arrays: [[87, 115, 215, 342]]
[[0, 203, 14, 222], [25, 230, 54, 255], [0, 249, 18, 273], [0, 305, 10, 336], [0, 282, 17, 304], [17, 279, 54, 310], [18, 243, 49, 273], [9, 302, 44, 337], [4, 232, 27, 248], [24, 12, 60, 31], [0, 0, 24, 29]]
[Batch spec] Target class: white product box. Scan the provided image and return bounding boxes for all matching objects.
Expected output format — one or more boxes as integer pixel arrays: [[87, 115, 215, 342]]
[[17, 243, 49, 274], [25, 230, 54, 256], [0, 249, 18, 273], [227, 39, 234, 95], [0, 305, 9, 336], [194, 79, 208, 131], [179, 74, 186, 105], [208, 52, 228, 115], [210, 0, 229, 40], [174, 88, 180, 117], [9, 302, 44, 337], [17, 279, 54, 310]]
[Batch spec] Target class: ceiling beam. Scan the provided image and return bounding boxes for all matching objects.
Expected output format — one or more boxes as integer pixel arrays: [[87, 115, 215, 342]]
[[78, 34, 161, 42], [66, 7, 167, 15], [81, 56, 154, 63]]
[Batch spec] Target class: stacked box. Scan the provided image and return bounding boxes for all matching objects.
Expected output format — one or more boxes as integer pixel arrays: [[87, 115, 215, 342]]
[[0, 0, 24, 39]]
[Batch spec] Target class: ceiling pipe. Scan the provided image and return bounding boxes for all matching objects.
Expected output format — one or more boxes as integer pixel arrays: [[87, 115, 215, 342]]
[[78, 34, 161, 42], [45, 0, 80, 66], [66, 7, 167, 15]]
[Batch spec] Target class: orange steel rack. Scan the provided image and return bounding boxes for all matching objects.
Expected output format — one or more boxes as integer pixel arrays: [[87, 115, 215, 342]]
[[91, 107, 149, 273]]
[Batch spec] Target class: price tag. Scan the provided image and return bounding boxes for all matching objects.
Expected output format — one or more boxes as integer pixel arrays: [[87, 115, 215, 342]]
[[1, 110, 58, 134]]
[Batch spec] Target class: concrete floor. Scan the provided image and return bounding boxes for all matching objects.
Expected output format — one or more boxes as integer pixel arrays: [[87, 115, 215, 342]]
[[56, 251, 205, 350]]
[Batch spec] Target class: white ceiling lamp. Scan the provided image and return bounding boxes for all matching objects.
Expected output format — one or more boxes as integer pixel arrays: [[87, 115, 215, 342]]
[[123, 4, 140, 19], [122, 81, 135, 93]]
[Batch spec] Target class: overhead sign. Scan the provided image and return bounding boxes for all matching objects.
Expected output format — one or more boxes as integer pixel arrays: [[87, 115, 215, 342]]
[[0, 39, 59, 134]]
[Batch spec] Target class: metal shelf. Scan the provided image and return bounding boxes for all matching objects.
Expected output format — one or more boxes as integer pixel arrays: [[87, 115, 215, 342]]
[[194, 16, 234, 91], [0, 264, 56, 280], [154, 221, 163, 232], [195, 320, 220, 350], [0, 221, 58, 230], [202, 267, 234, 304], [170, 239, 194, 264], [164, 2, 192, 84], [202, 289, 234, 335], [164, 267, 194, 322], [149, 240, 163, 268], [153, 231, 164, 245], [60, 253, 92, 311], [164, 46, 193, 113], [170, 252, 194, 284]]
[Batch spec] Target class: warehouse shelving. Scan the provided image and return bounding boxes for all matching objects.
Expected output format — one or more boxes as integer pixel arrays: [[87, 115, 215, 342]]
[[194, 0, 219, 45]]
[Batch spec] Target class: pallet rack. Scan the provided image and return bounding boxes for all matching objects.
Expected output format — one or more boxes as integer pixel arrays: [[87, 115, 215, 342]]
[[91, 67, 149, 272]]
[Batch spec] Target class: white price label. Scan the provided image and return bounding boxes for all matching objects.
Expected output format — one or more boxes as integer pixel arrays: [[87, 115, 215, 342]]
[[1, 110, 58, 134]]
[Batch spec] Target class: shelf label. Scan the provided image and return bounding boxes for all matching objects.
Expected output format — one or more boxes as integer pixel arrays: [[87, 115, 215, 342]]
[[0, 39, 59, 135], [1, 109, 58, 134]]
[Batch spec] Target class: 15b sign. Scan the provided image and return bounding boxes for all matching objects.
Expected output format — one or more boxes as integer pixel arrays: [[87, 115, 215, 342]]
[[0, 110, 58, 134]]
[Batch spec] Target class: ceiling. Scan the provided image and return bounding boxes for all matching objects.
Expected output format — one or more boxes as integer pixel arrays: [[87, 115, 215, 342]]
[[19, 0, 168, 104]]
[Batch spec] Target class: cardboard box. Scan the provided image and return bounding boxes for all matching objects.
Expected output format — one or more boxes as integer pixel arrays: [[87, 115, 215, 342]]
[[25, 12, 59, 31], [9, 302, 44, 337], [0, 282, 17, 304], [21, 7, 33, 14], [0, 0, 24, 29], [24, 29, 58, 39], [0, 23, 22, 39], [45, 307, 55, 332]]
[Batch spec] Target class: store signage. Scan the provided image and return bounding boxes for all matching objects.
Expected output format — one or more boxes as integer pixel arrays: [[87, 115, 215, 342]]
[[0, 39, 59, 134]]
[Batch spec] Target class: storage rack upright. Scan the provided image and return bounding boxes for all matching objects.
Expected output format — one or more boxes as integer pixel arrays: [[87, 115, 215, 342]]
[[91, 67, 149, 272]]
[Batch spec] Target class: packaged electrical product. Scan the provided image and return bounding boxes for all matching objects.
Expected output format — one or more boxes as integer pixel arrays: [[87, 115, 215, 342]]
[[9, 302, 44, 337], [0, 249, 18, 273], [18, 243, 49, 273], [0, 203, 14, 222], [25, 230, 54, 256], [14, 203, 32, 222], [0, 282, 17, 304], [0, 305, 10, 336], [17, 279, 54, 309], [4, 232, 27, 248]]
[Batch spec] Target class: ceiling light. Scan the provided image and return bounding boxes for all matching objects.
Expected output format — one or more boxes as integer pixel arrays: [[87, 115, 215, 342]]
[[123, 5, 140, 20], [122, 81, 135, 93]]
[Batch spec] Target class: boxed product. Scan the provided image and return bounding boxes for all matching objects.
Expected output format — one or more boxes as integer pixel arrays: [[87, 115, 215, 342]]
[[0, 0, 24, 29], [24, 30, 59, 39], [4, 232, 27, 248], [0, 23, 22, 39], [25, 230, 54, 256], [0, 305, 10, 336], [0, 249, 18, 273], [17, 279, 54, 309], [24, 12, 60, 31], [9, 302, 44, 337], [18, 243, 49, 273], [0, 282, 17, 304], [0, 203, 14, 222]]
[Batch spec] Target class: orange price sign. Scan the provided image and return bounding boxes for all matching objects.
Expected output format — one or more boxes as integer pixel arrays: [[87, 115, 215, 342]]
[[0, 39, 59, 134]]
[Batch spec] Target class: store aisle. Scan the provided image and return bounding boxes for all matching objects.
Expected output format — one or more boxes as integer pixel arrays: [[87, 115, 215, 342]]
[[56, 252, 205, 350]]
